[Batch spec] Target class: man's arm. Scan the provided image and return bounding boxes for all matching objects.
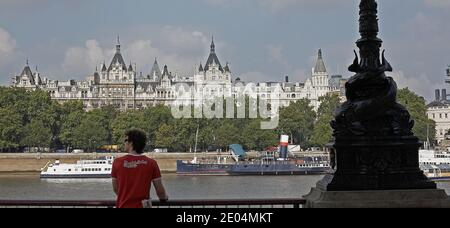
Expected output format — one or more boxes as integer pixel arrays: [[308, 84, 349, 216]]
[[153, 178, 169, 201], [112, 178, 119, 196]]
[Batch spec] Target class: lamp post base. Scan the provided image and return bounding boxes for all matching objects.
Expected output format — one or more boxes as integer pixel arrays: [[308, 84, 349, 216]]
[[304, 188, 450, 208], [319, 136, 436, 191]]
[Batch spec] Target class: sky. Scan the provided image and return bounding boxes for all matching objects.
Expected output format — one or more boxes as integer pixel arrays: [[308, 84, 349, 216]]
[[0, 0, 449, 101]]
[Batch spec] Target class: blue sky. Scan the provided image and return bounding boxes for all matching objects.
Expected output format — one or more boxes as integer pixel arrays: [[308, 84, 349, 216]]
[[0, 0, 449, 101]]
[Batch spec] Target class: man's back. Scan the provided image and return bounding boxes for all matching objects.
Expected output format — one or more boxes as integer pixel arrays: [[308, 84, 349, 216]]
[[112, 154, 161, 208]]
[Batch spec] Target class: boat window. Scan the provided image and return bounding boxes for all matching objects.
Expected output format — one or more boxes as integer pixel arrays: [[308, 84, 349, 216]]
[[68, 169, 71, 172]]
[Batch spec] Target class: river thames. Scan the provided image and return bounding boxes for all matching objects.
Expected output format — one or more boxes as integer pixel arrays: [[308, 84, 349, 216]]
[[0, 174, 450, 201]]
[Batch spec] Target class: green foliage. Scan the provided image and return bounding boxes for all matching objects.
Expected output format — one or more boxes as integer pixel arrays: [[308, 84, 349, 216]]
[[59, 101, 85, 149], [310, 94, 341, 147], [21, 119, 52, 151], [279, 99, 316, 148], [0, 86, 436, 153], [0, 108, 23, 150], [143, 105, 173, 148], [112, 110, 145, 146], [397, 88, 436, 142], [216, 121, 241, 149], [73, 111, 109, 152], [242, 119, 278, 151], [155, 124, 176, 150]]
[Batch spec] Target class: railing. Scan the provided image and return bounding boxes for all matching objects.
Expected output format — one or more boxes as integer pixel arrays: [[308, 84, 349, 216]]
[[0, 199, 306, 208]]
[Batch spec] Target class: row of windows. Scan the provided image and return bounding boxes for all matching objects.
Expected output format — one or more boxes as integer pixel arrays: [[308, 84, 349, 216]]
[[53, 168, 111, 172], [431, 113, 449, 119], [422, 162, 450, 165]]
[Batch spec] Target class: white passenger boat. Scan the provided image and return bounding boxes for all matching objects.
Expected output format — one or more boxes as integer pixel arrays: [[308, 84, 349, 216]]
[[419, 150, 450, 181], [40, 157, 114, 179]]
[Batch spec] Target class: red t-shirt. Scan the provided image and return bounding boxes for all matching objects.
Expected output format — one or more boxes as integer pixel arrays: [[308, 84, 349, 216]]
[[111, 155, 162, 208]]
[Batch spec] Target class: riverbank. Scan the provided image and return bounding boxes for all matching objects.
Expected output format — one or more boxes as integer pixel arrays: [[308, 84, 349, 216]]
[[0, 152, 230, 173], [0, 151, 323, 173]]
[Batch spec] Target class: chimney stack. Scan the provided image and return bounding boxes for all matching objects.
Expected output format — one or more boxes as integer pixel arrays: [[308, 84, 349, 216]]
[[436, 89, 441, 101]]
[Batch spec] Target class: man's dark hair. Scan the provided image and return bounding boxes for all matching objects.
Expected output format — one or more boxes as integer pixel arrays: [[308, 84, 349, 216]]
[[125, 129, 147, 154]]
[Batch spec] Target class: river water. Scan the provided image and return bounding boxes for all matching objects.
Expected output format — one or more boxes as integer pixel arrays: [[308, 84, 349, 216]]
[[0, 174, 449, 201]]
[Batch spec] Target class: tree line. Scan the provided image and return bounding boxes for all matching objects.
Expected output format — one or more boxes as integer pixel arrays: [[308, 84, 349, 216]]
[[0, 87, 435, 153]]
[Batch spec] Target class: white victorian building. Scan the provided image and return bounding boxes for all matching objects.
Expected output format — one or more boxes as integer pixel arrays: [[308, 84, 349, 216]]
[[428, 66, 450, 143], [11, 37, 346, 111]]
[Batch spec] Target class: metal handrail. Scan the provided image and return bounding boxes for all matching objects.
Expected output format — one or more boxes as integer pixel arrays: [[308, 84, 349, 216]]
[[0, 198, 306, 208]]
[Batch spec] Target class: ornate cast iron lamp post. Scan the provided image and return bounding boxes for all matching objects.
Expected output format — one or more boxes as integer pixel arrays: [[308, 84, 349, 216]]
[[317, 0, 436, 191]]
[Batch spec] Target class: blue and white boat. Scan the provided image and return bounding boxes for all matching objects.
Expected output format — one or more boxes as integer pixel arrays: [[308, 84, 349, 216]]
[[40, 157, 114, 179], [177, 144, 331, 176]]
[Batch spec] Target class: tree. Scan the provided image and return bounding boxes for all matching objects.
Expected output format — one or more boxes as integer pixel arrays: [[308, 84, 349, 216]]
[[73, 112, 109, 152], [242, 119, 278, 151], [143, 105, 173, 148], [59, 101, 85, 151], [155, 124, 176, 151], [310, 94, 341, 147], [21, 119, 52, 152], [111, 110, 145, 146], [0, 108, 23, 151], [59, 111, 85, 151], [279, 99, 316, 148], [216, 121, 240, 150], [171, 118, 197, 152], [97, 105, 119, 145], [397, 88, 436, 142]]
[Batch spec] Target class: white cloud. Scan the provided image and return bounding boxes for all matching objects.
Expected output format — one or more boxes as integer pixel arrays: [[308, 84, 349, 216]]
[[389, 71, 441, 100], [0, 27, 17, 66], [62, 40, 107, 78], [60, 26, 226, 80], [383, 12, 450, 101]]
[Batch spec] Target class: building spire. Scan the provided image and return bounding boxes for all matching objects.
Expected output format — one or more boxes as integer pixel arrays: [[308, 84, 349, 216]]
[[26, 59, 29, 66], [210, 36, 215, 53], [116, 35, 121, 53], [314, 49, 327, 73]]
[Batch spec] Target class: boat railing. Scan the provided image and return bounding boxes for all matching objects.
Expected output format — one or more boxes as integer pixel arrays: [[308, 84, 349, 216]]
[[0, 198, 307, 208], [40, 161, 52, 172]]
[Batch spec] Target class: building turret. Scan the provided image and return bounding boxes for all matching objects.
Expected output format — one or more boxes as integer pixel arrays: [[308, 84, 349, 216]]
[[108, 36, 127, 72], [224, 62, 230, 72], [314, 49, 327, 73], [204, 37, 223, 72], [150, 58, 162, 80], [21, 60, 35, 85], [128, 61, 133, 72], [101, 61, 107, 72]]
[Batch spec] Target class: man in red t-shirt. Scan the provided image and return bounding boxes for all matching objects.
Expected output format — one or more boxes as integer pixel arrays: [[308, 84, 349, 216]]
[[112, 129, 169, 208]]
